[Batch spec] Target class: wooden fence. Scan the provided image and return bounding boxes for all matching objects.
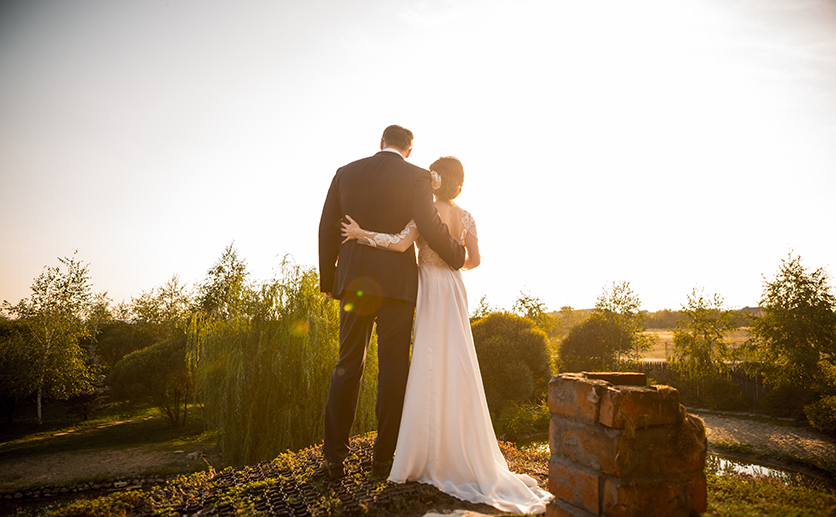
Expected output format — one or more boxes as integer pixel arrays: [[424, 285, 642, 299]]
[[632, 359, 768, 404]]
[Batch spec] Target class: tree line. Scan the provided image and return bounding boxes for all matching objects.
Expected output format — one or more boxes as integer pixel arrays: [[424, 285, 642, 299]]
[[2, 248, 834, 466]]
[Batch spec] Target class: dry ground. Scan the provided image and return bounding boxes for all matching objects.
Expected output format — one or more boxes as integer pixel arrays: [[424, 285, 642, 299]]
[[0, 416, 219, 494], [641, 328, 751, 359]]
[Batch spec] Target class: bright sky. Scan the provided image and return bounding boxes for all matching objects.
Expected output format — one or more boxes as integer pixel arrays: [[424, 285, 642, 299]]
[[2, 0, 835, 314]]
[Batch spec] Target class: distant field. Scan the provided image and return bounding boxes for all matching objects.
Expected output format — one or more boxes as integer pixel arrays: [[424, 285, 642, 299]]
[[641, 328, 751, 359]]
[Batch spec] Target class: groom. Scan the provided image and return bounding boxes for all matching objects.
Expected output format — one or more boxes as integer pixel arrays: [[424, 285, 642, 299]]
[[318, 125, 466, 477]]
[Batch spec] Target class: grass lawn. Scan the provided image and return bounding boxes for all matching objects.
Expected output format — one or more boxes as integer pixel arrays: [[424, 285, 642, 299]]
[[706, 472, 836, 517], [0, 401, 214, 463]]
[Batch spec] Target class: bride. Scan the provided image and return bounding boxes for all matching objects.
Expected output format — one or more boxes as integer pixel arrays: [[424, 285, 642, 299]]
[[340, 157, 552, 514]]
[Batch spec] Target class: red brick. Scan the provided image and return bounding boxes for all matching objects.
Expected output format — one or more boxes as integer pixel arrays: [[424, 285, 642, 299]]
[[598, 384, 680, 429], [559, 422, 625, 475], [545, 498, 597, 517], [549, 374, 608, 424], [548, 458, 600, 514], [687, 475, 707, 514], [553, 417, 704, 477], [584, 372, 647, 386], [603, 478, 691, 517]]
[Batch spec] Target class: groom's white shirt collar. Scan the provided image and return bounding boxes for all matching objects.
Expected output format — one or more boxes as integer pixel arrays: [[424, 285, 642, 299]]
[[381, 147, 406, 158]]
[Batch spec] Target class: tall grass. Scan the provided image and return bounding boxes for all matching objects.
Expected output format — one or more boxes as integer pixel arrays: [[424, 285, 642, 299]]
[[188, 261, 379, 465]]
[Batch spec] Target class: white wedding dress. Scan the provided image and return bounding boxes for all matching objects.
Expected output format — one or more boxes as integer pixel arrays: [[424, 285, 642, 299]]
[[362, 210, 552, 514]]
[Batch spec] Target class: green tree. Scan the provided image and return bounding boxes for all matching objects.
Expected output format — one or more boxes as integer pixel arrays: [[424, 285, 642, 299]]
[[188, 261, 359, 464], [109, 334, 192, 426], [645, 309, 684, 329], [559, 312, 626, 372], [0, 317, 39, 423], [671, 288, 738, 401], [2, 253, 97, 423], [470, 295, 494, 323], [595, 281, 654, 362], [131, 274, 192, 341], [95, 320, 157, 372], [470, 312, 550, 419], [744, 254, 836, 390], [194, 243, 249, 321]]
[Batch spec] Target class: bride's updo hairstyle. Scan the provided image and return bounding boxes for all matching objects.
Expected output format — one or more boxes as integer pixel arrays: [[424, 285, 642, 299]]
[[430, 157, 464, 202]]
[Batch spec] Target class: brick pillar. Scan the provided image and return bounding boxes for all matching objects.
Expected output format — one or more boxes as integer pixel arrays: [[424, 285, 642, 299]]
[[546, 372, 707, 517]]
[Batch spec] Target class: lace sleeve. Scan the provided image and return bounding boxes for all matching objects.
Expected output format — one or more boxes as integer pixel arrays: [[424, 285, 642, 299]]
[[460, 211, 478, 242], [363, 220, 419, 252]]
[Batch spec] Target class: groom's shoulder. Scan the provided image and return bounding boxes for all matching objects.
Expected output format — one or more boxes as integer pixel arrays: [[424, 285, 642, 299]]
[[339, 152, 427, 176]]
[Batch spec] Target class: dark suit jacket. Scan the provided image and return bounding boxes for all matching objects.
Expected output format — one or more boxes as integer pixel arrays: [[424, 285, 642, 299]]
[[319, 151, 466, 303]]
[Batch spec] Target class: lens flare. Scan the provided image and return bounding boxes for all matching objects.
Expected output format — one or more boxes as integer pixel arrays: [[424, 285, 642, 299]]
[[291, 319, 310, 337], [343, 303, 354, 312]]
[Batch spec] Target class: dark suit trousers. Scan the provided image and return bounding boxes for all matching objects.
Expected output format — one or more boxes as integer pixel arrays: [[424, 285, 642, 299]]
[[323, 291, 414, 465]]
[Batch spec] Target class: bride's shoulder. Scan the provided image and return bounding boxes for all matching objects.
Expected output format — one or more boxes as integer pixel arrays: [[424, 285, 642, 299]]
[[456, 207, 477, 239], [452, 204, 474, 221]]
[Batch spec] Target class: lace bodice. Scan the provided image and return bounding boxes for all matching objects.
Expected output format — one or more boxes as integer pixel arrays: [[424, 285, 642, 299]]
[[418, 210, 478, 266]]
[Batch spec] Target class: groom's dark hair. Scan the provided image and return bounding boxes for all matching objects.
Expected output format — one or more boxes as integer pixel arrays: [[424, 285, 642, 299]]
[[382, 125, 414, 151]]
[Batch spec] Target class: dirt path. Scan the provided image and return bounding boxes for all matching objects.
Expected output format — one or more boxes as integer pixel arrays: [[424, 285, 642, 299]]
[[691, 409, 836, 463], [0, 415, 218, 494], [0, 447, 197, 492]]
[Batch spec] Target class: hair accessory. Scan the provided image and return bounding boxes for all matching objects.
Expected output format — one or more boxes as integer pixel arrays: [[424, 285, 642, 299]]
[[430, 170, 442, 190]]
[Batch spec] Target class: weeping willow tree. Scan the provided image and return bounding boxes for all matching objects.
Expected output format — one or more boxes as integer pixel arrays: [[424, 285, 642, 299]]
[[188, 257, 379, 465]]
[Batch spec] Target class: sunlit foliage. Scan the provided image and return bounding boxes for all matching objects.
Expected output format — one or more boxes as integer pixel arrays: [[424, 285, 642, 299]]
[[744, 254, 836, 389], [594, 280, 655, 362], [188, 258, 379, 464], [2, 252, 99, 423], [471, 312, 550, 419], [672, 289, 738, 382]]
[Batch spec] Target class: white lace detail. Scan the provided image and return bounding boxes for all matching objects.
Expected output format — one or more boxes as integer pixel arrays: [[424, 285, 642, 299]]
[[430, 170, 442, 190], [460, 210, 478, 243], [367, 220, 417, 248]]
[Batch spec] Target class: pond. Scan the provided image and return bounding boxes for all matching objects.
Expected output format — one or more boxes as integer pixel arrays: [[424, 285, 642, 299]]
[[517, 437, 836, 495]]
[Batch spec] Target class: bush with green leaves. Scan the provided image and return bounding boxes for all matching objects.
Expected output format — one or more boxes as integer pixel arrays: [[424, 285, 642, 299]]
[[470, 312, 550, 419], [108, 334, 191, 427], [558, 312, 627, 372], [804, 361, 836, 435]]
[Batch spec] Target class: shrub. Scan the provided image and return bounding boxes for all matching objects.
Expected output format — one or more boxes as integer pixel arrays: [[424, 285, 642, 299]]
[[108, 334, 191, 427], [494, 400, 550, 439], [703, 377, 749, 411], [804, 395, 836, 436], [758, 384, 817, 419], [558, 312, 626, 372], [471, 312, 550, 419]]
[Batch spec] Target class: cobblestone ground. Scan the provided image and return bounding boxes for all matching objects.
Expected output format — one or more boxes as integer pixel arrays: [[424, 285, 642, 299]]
[[139, 435, 544, 517]]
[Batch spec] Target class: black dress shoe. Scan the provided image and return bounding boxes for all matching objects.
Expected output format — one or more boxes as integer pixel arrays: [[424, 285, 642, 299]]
[[322, 459, 345, 478], [372, 460, 392, 477]]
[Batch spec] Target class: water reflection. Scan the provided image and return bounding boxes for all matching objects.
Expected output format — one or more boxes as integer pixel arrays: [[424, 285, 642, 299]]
[[706, 454, 835, 494]]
